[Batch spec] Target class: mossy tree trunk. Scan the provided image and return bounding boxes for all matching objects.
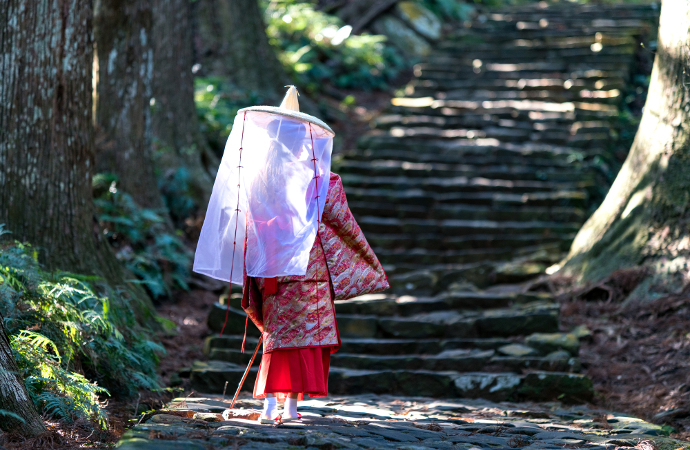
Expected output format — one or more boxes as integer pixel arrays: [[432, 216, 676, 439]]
[[151, 0, 216, 207], [94, 0, 164, 209], [0, 0, 155, 322], [195, 0, 289, 103], [560, 0, 690, 303], [0, 313, 45, 436]]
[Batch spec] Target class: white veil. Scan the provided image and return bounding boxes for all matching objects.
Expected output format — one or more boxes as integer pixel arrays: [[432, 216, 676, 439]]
[[193, 107, 334, 285]]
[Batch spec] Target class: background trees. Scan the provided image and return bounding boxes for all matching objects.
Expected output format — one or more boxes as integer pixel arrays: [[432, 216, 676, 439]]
[[0, 0, 161, 433], [560, 0, 690, 303], [151, 0, 217, 209], [196, 0, 290, 103], [94, 0, 164, 210], [0, 0, 148, 307]]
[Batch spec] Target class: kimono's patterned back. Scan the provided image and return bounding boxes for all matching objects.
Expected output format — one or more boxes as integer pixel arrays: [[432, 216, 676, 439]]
[[243, 173, 389, 353]]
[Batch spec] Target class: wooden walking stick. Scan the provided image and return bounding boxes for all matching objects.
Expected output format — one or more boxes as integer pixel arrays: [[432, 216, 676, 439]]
[[230, 336, 263, 409]]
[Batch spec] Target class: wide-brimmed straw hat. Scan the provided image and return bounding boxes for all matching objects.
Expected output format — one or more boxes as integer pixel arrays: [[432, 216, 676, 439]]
[[238, 86, 334, 135]]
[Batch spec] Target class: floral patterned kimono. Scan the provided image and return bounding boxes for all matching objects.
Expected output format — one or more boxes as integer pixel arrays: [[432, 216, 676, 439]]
[[241, 173, 389, 400]]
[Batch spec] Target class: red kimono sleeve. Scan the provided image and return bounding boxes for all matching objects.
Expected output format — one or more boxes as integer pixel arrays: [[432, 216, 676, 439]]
[[320, 173, 390, 300]]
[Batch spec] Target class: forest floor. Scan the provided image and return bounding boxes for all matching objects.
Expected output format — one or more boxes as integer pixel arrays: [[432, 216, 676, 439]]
[[556, 278, 690, 441]]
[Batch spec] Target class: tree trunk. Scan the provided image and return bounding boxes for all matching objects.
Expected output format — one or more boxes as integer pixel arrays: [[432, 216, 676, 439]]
[[560, 0, 690, 303], [94, 0, 164, 209], [0, 0, 155, 322], [195, 0, 289, 103], [0, 316, 45, 436], [0, 313, 45, 436], [151, 0, 216, 207]]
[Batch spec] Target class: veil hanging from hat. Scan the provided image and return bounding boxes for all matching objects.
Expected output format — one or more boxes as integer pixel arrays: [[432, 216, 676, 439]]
[[193, 102, 334, 285]]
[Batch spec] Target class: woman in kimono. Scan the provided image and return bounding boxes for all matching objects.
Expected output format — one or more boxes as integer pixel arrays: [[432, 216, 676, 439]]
[[243, 171, 389, 423], [194, 87, 388, 424]]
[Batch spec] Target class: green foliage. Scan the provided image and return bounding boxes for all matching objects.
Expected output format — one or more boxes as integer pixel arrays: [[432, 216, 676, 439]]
[[0, 241, 164, 428], [13, 331, 109, 428], [263, 0, 406, 92], [93, 173, 193, 299], [194, 78, 262, 156], [0, 409, 25, 423], [194, 3, 406, 152], [422, 0, 476, 21], [157, 167, 198, 224]]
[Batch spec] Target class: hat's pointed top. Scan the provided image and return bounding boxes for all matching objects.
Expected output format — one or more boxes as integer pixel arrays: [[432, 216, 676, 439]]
[[280, 85, 300, 112], [238, 85, 334, 135]]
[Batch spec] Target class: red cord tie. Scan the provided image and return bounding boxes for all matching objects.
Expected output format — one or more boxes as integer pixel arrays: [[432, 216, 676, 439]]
[[308, 123, 324, 347], [241, 315, 249, 353], [220, 111, 247, 337]]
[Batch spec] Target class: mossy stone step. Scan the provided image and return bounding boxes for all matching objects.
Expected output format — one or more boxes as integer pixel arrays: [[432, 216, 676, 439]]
[[410, 72, 629, 89], [326, 368, 593, 401], [328, 352, 579, 373], [341, 174, 593, 195], [335, 303, 559, 339], [335, 159, 595, 182], [488, 355, 580, 372], [374, 247, 530, 266], [192, 355, 588, 402], [357, 216, 581, 235], [345, 188, 587, 209], [385, 102, 618, 120], [207, 347, 260, 365], [438, 39, 635, 53], [378, 125, 609, 144], [431, 48, 635, 63], [340, 337, 513, 354], [357, 137, 594, 158], [376, 126, 612, 146], [334, 291, 551, 316], [189, 361, 257, 394], [385, 257, 555, 291], [455, 22, 651, 36], [346, 150, 588, 168], [364, 232, 576, 251], [331, 349, 580, 373], [206, 303, 261, 336], [350, 202, 585, 222], [331, 349, 494, 372], [403, 90, 621, 106], [417, 61, 627, 77], [204, 335, 513, 356], [372, 114, 617, 135]]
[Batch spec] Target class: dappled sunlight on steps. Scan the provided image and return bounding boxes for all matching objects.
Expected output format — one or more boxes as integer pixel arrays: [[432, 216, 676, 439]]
[[189, 2, 659, 403]]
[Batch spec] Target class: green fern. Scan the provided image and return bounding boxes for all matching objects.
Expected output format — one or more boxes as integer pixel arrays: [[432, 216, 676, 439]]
[[13, 331, 110, 428], [92, 177, 192, 299], [0, 409, 25, 423], [0, 241, 164, 429]]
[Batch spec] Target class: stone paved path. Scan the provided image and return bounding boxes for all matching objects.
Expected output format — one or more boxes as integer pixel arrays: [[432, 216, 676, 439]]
[[117, 394, 688, 449]]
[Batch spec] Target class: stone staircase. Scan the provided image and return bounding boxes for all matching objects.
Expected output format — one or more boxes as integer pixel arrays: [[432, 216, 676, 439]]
[[188, 2, 659, 402], [342, 1, 658, 295]]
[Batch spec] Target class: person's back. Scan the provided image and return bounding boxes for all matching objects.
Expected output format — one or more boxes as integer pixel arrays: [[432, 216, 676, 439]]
[[194, 87, 388, 424], [242, 173, 388, 423]]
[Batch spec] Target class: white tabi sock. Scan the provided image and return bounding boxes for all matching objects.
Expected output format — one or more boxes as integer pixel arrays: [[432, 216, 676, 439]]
[[284, 397, 298, 418], [262, 396, 278, 419]]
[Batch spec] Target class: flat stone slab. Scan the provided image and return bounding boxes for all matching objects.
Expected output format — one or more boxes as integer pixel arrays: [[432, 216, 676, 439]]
[[318, 303, 560, 340], [116, 394, 689, 450]]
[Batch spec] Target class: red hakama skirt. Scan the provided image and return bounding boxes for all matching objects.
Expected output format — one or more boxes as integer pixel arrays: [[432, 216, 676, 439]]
[[253, 347, 331, 401]]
